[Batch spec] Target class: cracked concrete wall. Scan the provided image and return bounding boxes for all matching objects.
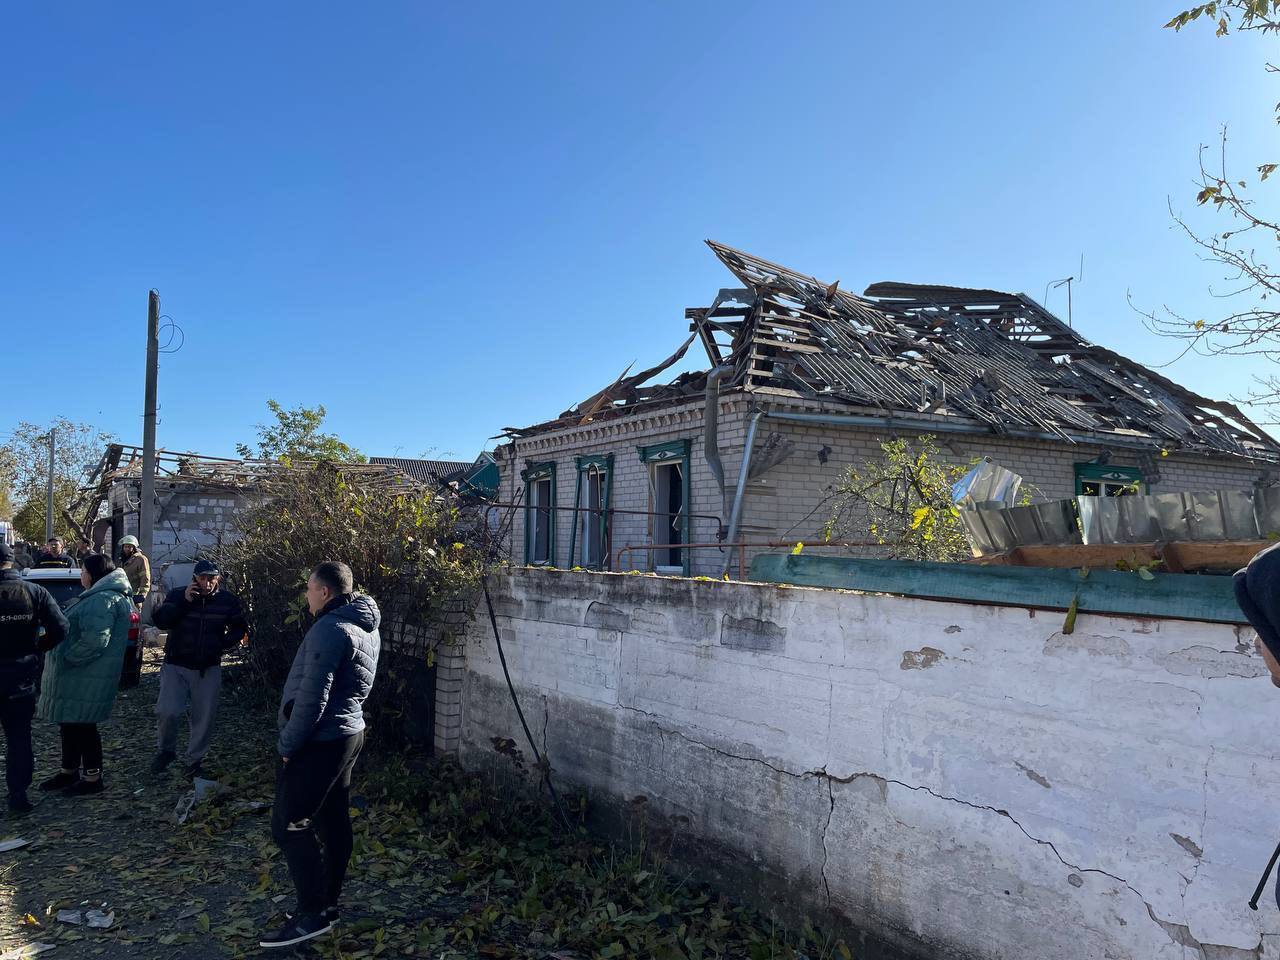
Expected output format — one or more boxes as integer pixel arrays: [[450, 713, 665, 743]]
[[455, 567, 1280, 960]]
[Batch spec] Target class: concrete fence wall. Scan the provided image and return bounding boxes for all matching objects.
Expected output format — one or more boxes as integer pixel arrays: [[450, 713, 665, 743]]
[[445, 567, 1280, 960]]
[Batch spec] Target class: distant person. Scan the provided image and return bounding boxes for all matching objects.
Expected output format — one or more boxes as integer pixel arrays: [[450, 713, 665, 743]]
[[74, 538, 93, 563], [0, 542, 68, 813], [35, 554, 133, 797], [259, 562, 380, 950], [13, 543, 35, 571], [118, 536, 151, 608], [36, 538, 74, 568], [150, 559, 248, 778]]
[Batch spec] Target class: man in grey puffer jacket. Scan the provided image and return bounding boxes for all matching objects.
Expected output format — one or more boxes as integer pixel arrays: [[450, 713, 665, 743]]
[[260, 561, 380, 951]]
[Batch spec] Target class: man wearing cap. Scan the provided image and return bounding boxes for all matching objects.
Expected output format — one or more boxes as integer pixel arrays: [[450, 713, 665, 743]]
[[0, 542, 68, 812], [150, 559, 248, 778], [118, 536, 151, 608]]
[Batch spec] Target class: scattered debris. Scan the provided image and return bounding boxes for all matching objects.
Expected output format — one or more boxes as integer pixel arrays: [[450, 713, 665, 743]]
[[0, 944, 56, 959], [55, 903, 114, 930], [0, 838, 32, 853], [174, 777, 230, 825]]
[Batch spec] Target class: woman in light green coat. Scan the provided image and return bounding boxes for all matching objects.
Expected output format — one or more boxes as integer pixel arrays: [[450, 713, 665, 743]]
[[36, 555, 133, 796]]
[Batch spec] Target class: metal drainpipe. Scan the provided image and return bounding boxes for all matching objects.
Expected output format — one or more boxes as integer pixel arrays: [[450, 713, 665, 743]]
[[703, 365, 735, 521], [721, 409, 763, 578]]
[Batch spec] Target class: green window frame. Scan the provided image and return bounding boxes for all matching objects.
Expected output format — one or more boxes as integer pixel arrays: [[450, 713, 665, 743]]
[[569, 454, 615, 570], [521, 461, 557, 565], [1074, 463, 1145, 497], [638, 439, 692, 576]]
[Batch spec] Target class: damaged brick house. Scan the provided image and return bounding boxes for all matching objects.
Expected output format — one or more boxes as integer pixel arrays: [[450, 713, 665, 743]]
[[493, 240, 1280, 578]]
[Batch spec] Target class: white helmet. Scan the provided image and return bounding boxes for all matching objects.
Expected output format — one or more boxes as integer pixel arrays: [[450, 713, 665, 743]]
[[119, 535, 140, 549]]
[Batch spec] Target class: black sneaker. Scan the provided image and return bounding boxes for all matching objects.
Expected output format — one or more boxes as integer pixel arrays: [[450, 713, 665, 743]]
[[38, 771, 77, 792], [7, 793, 32, 814], [63, 778, 104, 797], [259, 914, 333, 949], [149, 751, 176, 775], [284, 906, 339, 926], [182, 760, 204, 779]]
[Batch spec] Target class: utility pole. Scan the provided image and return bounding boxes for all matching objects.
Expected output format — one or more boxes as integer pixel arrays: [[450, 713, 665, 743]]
[[44, 429, 55, 543], [139, 290, 160, 559]]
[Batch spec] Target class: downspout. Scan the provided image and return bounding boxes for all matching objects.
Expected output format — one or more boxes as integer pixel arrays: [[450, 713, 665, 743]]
[[721, 408, 763, 578], [703, 365, 735, 522]]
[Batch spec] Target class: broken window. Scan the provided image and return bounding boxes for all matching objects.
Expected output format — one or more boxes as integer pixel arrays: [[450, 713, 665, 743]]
[[521, 462, 556, 565], [637, 440, 691, 575], [1074, 463, 1144, 497], [571, 455, 614, 570]]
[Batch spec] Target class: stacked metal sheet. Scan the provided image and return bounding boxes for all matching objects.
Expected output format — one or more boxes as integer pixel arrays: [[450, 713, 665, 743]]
[[951, 460, 1280, 557]]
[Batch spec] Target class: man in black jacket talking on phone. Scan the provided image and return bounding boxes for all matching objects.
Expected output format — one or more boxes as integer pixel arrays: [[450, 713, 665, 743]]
[[150, 559, 248, 778]]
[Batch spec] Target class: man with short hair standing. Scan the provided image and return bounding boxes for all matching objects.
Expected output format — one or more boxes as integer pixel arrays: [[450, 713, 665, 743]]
[[259, 561, 380, 950], [0, 542, 68, 812], [150, 559, 248, 778], [36, 538, 73, 568]]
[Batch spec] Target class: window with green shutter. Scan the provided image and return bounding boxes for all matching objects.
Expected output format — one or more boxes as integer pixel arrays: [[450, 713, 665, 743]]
[[569, 454, 614, 570], [637, 439, 692, 575], [521, 462, 556, 564], [1074, 463, 1145, 497]]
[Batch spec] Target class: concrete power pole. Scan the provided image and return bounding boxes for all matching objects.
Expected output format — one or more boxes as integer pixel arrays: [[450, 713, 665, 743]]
[[44, 428, 54, 543], [139, 290, 160, 559]]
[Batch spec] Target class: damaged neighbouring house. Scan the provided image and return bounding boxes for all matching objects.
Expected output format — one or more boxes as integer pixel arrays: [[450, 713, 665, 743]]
[[493, 240, 1280, 577], [67, 444, 439, 588]]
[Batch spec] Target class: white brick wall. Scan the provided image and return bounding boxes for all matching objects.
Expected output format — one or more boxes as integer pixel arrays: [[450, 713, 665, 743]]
[[456, 567, 1278, 960]]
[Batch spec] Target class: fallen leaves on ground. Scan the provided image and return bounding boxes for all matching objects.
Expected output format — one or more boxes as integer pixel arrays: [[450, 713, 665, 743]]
[[0, 650, 852, 959]]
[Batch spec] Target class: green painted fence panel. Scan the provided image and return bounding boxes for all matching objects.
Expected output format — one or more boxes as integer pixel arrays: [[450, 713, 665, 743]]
[[748, 553, 1247, 625]]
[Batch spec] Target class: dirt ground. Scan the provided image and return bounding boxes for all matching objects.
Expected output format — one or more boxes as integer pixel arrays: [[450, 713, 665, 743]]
[[0, 649, 852, 960]]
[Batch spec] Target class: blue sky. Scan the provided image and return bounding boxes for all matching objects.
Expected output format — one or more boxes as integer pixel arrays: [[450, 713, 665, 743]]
[[2, 2, 1276, 462]]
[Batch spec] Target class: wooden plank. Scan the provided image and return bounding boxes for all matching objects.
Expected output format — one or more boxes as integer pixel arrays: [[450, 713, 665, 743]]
[[1162, 541, 1267, 573], [971, 541, 1268, 574], [748, 553, 1246, 624]]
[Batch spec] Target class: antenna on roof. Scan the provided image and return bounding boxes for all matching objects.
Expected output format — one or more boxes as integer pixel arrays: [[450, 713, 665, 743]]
[[1043, 254, 1084, 328]]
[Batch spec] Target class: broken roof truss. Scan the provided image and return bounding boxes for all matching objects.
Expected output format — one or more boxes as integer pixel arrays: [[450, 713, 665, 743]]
[[504, 240, 1278, 461]]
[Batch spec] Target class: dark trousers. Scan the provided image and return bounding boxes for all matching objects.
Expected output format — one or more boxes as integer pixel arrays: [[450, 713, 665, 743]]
[[60, 723, 102, 773], [271, 732, 364, 916], [0, 695, 35, 797]]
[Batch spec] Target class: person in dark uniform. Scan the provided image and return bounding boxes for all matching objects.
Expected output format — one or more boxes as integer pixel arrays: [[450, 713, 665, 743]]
[[0, 542, 69, 812], [36, 538, 74, 569]]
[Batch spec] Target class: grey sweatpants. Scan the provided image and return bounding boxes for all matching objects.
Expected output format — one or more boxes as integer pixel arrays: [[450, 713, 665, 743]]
[[155, 663, 221, 765]]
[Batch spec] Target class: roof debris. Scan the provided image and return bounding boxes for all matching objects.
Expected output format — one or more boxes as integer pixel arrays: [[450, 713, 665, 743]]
[[503, 240, 1278, 462], [65, 444, 431, 538]]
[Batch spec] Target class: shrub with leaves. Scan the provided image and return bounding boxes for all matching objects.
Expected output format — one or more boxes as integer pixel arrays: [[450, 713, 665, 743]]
[[217, 463, 486, 745], [823, 436, 973, 563]]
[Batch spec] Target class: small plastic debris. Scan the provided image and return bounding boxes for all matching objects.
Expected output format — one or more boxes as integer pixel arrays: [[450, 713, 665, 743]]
[[0, 838, 32, 853], [174, 777, 230, 824], [232, 800, 270, 813], [271, 894, 287, 904], [85, 910, 114, 930], [0, 944, 56, 958], [55, 910, 82, 925]]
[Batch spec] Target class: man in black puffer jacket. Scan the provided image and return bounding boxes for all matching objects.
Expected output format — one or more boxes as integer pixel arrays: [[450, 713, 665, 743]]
[[259, 560, 380, 951], [150, 559, 248, 777]]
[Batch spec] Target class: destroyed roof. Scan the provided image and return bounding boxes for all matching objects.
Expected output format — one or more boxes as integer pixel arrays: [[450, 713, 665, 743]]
[[369, 457, 474, 487], [502, 240, 1279, 461], [65, 444, 431, 539]]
